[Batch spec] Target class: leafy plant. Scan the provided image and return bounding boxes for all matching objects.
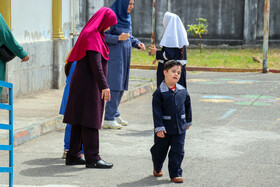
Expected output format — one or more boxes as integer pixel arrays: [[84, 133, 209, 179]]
[[187, 18, 208, 52]]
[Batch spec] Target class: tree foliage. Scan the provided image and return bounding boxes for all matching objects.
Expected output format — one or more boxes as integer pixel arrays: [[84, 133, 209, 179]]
[[187, 18, 208, 52]]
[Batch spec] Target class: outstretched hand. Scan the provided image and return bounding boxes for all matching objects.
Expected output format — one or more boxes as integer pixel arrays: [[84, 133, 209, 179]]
[[21, 55, 29, 62], [118, 33, 130, 41], [156, 130, 167, 138], [149, 45, 157, 55], [101, 88, 111, 102], [138, 43, 146, 51], [152, 58, 157, 64]]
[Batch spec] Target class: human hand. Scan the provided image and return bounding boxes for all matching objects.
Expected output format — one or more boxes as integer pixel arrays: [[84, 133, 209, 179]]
[[149, 45, 157, 55], [156, 130, 166, 138], [101, 88, 111, 102], [21, 55, 29, 62], [138, 43, 146, 51], [118, 33, 130, 41], [186, 126, 190, 130], [152, 58, 157, 64]]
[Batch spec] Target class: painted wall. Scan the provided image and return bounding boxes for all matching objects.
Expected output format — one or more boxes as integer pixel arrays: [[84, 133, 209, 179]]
[[11, 0, 52, 42], [12, 0, 75, 42]]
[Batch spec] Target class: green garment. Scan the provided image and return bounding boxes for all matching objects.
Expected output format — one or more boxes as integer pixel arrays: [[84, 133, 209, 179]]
[[0, 13, 28, 95]]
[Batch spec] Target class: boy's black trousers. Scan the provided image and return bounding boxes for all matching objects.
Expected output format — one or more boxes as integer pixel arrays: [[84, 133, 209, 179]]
[[150, 132, 186, 178]]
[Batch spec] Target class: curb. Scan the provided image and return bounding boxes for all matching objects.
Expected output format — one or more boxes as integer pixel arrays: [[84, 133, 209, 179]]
[[0, 116, 64, 146], [0, 81, 156, 147], [130, 65, 280, 73], [122, 81, 157, 103]]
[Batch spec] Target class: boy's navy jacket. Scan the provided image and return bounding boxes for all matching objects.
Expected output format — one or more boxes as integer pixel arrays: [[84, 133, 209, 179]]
[[152, 82, 192, 135]]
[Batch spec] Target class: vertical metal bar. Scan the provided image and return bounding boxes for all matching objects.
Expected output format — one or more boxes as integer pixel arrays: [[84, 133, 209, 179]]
[[9, 85, 13, 187], [262, 0, 270, 73], [151, 0, 156, 46]]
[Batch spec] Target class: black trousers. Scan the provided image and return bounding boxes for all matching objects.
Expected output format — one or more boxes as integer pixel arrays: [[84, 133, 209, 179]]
[[68, 125, 101, 163], [150, 132, 186, 178]]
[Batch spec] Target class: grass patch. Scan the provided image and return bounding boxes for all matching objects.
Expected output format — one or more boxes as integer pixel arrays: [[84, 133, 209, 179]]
[[131, 48, 280, 69]]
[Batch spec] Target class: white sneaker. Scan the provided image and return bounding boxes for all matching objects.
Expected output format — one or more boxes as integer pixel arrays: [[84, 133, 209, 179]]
[[103, 120, 123, 129], [115, 116, 128, 126]]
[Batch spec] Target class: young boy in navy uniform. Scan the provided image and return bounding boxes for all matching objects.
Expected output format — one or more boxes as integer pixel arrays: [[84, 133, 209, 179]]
[[150, 60, 192, 183]]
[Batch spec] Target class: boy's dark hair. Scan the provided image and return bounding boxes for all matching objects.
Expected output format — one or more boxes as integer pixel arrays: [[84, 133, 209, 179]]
[[164, 60, 182, 71]]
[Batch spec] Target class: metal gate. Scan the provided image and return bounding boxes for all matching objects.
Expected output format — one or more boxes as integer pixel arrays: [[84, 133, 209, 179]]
[[0, 80, 14, 187]]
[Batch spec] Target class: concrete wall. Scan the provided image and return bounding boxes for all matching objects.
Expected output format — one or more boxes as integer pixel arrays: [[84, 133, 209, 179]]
[[7, 41, 54, 96], [5, 38, 73, 98], [11, 0, 52, 42], [2, 0, 78, 100], [81, 0, 280, 45]]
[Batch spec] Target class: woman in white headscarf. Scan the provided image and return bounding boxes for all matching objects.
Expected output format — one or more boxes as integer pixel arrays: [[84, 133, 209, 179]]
[[150, 12, 189, 88]]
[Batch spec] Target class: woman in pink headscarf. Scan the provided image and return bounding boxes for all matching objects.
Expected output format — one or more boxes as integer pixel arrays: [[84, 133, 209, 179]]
[[63, 7, 117, 169]]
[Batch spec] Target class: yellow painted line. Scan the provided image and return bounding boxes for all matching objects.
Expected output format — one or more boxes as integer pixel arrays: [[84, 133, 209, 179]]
[[200, 99, 234, 103], [276, 98, 280, 100], [277, 118, 280, 121], [229, 81, 253, 84], [188, 79, 210, 82]]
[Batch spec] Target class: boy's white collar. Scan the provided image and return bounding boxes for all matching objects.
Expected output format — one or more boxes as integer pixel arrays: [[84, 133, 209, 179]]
[[159, 81, 185, 93]]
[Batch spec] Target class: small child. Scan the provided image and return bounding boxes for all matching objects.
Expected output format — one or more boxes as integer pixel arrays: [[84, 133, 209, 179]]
[[150, 60, 192, 183], [59, 60, 77, 158], [149, 12, 189, 88], [59, 60, 83, 158]]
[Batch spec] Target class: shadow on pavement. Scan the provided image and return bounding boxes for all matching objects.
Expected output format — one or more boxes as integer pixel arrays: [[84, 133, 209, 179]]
[[20, 158, 83, 177], [117, 175, 170, 187]]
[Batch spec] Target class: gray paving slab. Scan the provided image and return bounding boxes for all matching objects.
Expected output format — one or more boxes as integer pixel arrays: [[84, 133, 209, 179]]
[[1, 71, 279, 186]]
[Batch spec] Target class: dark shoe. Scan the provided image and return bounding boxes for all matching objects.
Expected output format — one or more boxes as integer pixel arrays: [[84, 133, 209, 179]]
[[171, 177, 184, 183], [86, 159, 113, 169], [66, 157, 86, 165], [153, 169, 163, 177]]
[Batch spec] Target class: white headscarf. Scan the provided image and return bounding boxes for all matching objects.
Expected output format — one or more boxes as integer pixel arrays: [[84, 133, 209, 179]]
[[160, 12, 189, 48]]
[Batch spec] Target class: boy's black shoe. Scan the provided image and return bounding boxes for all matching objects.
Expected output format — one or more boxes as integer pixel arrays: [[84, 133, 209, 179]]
[[86, 159, 113, 169]]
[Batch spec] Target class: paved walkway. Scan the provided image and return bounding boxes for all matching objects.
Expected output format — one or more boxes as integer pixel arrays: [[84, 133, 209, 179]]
[[0, 70, 280, 186]]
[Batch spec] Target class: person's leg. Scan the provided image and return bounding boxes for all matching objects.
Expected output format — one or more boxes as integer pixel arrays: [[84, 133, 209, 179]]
[[114, 90, 124, 118], [67, 125, 83, 158], [178, 65, 187, 88], [64, 123, 84, 154], [156, 63, 164, 87], [81, 126, 100, 163], [64, 123, 72, 150], [103, 91, 123, 129], [168, 133, 186, 179], [66, 124, 85, 165], [114, 91, 128, 125], [150, 134, 170, 173], [82, 126, 113, 168], [105, 90, 122, 121], [62, 123, 72, 159]]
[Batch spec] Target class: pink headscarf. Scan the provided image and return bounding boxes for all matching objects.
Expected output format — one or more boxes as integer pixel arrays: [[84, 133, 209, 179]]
[[67, 7, 117, 62]]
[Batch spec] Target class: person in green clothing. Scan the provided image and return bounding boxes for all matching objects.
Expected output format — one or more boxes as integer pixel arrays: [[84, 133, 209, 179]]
[[0, 13, 29, 96]]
